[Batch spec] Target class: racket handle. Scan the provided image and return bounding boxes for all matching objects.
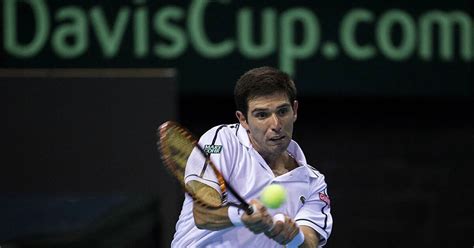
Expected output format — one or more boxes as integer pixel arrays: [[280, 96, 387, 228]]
[[245, 204, 254, 215]]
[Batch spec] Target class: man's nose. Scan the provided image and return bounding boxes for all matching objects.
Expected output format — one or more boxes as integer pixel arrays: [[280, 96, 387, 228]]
[[270, 113, 282, 131]]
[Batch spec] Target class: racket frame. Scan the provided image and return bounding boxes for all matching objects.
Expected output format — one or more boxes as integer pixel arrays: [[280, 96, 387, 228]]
[[158, 121, 253, 215]]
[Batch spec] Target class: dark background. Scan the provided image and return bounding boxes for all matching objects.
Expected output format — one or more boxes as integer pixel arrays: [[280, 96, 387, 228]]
[[1, 71, 180, 247], [1, 0, 473, 247]]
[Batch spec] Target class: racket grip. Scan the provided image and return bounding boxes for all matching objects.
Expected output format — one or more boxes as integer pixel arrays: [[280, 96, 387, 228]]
[[245, 204, 254, 215]]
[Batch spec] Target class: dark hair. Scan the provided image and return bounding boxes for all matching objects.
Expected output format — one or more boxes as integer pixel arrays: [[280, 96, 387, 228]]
[[234, 66, 297, 116]]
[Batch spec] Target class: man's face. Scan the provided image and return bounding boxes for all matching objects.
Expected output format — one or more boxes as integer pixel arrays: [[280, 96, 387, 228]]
[[236, 92, 298, 159]]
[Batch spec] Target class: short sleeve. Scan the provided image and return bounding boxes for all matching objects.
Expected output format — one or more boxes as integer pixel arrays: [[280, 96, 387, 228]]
[[184, 125, 235, 194], [295, 174, 333, 247]]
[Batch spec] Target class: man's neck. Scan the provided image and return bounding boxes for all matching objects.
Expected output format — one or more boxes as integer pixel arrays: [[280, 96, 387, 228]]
[[266, 152, 298, 176]]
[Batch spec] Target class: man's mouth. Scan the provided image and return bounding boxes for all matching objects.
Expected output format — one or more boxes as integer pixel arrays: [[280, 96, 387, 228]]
[[269, 136, 285, 141]]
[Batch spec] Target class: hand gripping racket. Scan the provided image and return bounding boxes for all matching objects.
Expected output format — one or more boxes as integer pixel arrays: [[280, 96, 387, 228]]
[[157, 121, 254, 215]]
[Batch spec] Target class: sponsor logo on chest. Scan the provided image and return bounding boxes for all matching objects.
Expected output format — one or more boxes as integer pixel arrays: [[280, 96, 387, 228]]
[[204, 144, 223, 154]]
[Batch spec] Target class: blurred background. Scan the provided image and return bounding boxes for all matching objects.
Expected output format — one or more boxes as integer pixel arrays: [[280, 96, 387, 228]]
[[1, 0, 472, 247]]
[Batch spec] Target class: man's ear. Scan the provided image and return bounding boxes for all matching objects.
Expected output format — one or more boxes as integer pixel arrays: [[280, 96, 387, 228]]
[[235, 111, 249, 130], [293, 100, 299, 122]]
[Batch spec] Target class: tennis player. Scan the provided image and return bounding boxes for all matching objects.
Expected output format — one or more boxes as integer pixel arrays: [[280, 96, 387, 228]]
[[172, 66, 332, 247]]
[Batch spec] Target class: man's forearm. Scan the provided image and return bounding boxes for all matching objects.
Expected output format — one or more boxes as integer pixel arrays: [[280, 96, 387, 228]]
[[299, 225, 319, 248], [193, 203, 234, 230], [188, 182, 272, 232], [189, 181, 234, 230]]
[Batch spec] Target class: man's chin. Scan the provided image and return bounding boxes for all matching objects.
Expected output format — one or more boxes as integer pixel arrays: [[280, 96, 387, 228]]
[[267, 141, 289, 153]]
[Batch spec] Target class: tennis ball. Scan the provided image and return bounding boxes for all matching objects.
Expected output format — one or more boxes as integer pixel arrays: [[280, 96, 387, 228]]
[[260, 184, 287, 209]]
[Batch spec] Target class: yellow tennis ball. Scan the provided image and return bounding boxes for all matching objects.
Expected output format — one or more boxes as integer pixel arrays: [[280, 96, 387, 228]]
[[260, 184, 287, 209]]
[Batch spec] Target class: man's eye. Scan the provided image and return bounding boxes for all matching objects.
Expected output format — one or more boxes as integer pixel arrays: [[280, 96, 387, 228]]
[[255, 112, 267, 118], [278, 108, 289, 115]]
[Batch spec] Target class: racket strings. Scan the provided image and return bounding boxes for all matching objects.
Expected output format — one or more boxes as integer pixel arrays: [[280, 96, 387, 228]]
[[158, 122, 230, 209], [160, 126, 195, 182], [161, 128, 214, 207]]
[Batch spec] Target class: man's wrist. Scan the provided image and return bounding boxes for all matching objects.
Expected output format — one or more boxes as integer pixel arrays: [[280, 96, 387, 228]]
[[287, 228, 305, 248], [228, 206, 244, 226]]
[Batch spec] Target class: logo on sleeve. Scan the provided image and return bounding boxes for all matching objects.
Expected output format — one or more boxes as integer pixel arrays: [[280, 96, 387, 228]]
[[319, 192, 330, 205], [204, 144, 223, 154]]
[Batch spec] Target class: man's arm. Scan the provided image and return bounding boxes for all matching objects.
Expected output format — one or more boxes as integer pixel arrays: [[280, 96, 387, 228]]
[[188, 181, 272, 232], [189, 180, 233, 230], [299, 225, 319, 247], [264, 215, 320, 247]]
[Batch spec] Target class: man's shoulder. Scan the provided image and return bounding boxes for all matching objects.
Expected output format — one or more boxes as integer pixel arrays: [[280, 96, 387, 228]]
[[201, 123, 241, 142], [299, 163, 326, 180], [204, 123, 240, 134]]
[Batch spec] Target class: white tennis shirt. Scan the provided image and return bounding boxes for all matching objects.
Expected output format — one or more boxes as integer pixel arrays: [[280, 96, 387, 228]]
[[172, 124, 333, 247]]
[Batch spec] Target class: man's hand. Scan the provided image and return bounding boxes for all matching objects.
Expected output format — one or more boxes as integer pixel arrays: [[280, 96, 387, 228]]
[[264, 214, 300, 245], [241, 199, 273, 234]]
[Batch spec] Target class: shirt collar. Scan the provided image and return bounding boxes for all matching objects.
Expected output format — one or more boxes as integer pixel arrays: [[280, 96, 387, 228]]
[[236, 123, 251, 148]]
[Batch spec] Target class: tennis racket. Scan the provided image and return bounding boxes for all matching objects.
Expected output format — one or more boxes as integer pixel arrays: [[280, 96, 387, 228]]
[[157, 121, 254, 215]]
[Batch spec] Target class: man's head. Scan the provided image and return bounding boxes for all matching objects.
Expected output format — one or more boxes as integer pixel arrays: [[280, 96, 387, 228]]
[[234, 66, 298, 159], [234, 66, 297, 118]]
